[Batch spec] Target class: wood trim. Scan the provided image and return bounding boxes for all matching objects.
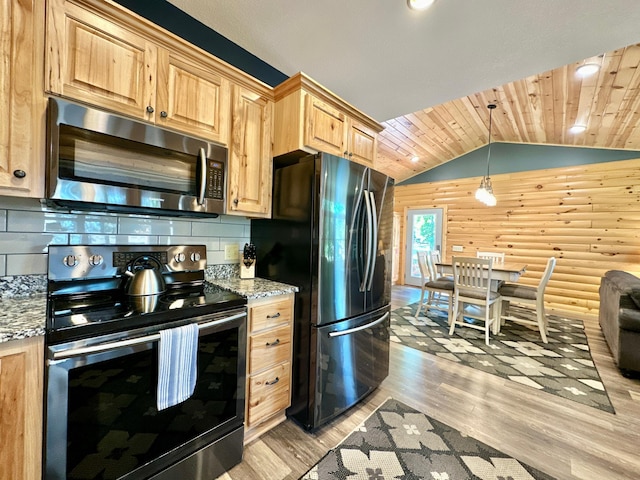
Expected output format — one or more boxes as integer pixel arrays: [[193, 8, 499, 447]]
[[274, 72, 382, 133]]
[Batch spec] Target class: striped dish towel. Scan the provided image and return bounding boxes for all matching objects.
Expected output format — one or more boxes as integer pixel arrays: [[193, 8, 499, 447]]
[[157, 323, 199, 411]]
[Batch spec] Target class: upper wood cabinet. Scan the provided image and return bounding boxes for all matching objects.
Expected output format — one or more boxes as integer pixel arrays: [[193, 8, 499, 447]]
[[0, 0, 45, 198], [227, 84, 274, 218], [45, 0, 230, 145], [273, 72, 382, 167]]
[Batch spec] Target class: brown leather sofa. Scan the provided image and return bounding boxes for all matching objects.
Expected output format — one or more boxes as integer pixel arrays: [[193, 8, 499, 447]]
[[598, 270, 640, 376]]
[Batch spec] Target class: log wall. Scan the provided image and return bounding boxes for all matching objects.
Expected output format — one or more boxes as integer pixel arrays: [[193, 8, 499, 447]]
[[394, 157, 640, 319]]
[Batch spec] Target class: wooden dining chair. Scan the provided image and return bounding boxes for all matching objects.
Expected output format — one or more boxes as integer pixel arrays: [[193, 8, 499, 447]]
[[498, 257, 557, 343], [476, 251, 505, 264], [415, 252, 454, 323], [449, 256, 501, 345]]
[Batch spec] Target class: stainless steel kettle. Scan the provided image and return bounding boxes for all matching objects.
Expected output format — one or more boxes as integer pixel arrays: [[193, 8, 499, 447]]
[[124, 255, 166, 296]]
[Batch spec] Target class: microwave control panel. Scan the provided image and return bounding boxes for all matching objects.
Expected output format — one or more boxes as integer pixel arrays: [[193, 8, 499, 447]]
[[206, 160, 224, 200], [207, 160, 224, 200]]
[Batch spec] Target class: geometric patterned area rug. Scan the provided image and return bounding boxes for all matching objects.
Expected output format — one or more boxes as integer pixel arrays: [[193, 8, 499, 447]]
[[300, 398, 555, 480], [391, 302, 615, 414]]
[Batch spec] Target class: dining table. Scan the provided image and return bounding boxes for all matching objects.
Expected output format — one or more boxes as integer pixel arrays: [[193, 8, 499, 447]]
[[436, 261, 527, 286], [436, 261, 527, 333]]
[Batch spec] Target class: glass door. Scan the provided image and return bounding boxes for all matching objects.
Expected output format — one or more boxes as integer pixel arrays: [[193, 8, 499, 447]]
[[404, 208, 444, 286]]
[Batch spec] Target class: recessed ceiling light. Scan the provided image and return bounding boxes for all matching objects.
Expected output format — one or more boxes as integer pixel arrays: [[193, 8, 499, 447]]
[[411, 155, 419, 163], [569, 124, 587, 134], [576, 63, 600, 77], [407, 0, 436, 11]]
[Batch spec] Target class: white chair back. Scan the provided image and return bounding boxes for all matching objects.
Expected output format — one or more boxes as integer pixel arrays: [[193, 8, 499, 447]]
[[538, 257, 556, 292], [453, 256, 493, 297], [425, 251, 440, 281], [476, 251, 505, 264], [416, 252, 430, 282]]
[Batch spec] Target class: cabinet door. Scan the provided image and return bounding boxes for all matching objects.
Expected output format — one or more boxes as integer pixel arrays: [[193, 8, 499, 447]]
[[0, 0, 45, 197], [303, 94, 347, 157], [228, 84, 273, 217], [0, 337, 44, 480], [46, 0, 156, 120], [156, 50, 230, 145], [246, 362, 291, 427], [348, 119, 378, 166]]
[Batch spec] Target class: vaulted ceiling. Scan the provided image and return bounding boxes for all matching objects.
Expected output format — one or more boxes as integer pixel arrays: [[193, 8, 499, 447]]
[[377, 44, 640, 181], [167, 0, 640, 182]]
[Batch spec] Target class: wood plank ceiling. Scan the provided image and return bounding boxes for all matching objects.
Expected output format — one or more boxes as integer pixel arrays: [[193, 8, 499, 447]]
[[377, 43, 640, 183]]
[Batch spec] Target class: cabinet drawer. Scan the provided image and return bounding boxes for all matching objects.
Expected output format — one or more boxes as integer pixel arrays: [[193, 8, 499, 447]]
[[247, 362, 291, 427], [248, 324, 291, 373], [250, 298, 292, 332]]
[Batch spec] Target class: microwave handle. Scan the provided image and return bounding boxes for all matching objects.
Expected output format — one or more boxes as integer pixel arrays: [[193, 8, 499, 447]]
[[197, 148, 207, 205]]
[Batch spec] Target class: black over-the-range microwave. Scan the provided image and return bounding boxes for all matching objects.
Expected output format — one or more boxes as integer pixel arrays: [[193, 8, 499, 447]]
[[46, 97, 227, 217]]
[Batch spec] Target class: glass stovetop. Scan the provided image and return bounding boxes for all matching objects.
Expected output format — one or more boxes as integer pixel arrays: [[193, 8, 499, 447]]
[[47, 282, 246, 343]]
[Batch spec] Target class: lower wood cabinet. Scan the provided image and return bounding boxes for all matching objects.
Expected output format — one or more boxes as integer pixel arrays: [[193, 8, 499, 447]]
[[0, 336, 43, 480], [244, 293, 294, 443]]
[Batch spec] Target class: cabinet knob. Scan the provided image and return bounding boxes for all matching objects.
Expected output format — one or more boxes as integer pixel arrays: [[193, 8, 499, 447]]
[[233, 198, 239, 205], [146, 105, 155, 113], [344, 150, 348, 156], [160, 111, 168, 118], [13, 170, 26, 178]]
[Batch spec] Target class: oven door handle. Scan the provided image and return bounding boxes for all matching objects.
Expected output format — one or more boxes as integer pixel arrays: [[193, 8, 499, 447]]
[[50, 311, 247, 361]]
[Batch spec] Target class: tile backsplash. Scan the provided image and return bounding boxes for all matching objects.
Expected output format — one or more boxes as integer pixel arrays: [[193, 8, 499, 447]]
[[0, 196, 250, 276]]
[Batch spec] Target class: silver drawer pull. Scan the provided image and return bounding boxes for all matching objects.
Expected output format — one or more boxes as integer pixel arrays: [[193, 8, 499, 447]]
[[266, 339, 280, 347], [265, 377, 280, 386], [266, 312, 281, 319]]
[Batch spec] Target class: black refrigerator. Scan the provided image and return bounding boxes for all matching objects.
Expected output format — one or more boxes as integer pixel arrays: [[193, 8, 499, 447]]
[[251, 152, 394, 430]]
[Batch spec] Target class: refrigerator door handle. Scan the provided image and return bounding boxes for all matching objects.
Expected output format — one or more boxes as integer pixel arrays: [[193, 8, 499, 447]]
[[366, 190, 378, 291], [360, 189, 374, 292], [328, 312, 389, 337]]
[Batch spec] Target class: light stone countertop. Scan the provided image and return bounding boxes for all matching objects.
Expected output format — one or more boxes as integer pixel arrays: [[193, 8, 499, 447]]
[[0, 293, 47, 343], [0, 276, 298, 344], [207, 277, 298, 300]]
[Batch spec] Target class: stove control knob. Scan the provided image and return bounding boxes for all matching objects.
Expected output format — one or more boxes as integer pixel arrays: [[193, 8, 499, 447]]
[[63, 255, 78, 267], [174, 252, 186, 263], [89, 254, 103, 266], [190, 252, 201, 262]]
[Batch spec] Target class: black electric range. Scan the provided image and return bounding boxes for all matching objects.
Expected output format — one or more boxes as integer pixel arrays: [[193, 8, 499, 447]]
[[46, 245, 246, 344]]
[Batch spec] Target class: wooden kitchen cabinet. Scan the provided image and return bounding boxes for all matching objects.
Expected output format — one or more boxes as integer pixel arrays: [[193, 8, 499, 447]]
[[0, 336, 44, 480], [45, 0, 230, 145], [273, 72, 382, 167], [0, 0, 46, 198], [227, 84, 274, 218], [244, 293, 294, 444]]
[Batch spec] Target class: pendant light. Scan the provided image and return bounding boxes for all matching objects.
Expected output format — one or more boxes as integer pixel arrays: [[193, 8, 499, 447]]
[[475, 104, 497, 207]]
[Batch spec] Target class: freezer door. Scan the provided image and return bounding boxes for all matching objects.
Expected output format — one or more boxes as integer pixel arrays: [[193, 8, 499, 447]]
[[313, 305, 390, 428]]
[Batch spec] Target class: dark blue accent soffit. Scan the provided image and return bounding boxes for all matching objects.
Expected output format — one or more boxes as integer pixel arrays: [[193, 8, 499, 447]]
[[113, 0, 288, 87], [398, 143, 640, 185]]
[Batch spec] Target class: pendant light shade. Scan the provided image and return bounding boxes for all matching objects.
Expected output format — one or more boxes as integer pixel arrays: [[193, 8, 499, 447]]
[[476, 104, 497, 207]]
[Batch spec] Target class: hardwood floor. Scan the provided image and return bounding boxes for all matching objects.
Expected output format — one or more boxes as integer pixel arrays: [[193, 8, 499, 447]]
[[219, 286, 640, 480]]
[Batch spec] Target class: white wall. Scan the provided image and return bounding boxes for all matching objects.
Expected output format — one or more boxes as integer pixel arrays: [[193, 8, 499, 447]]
[[0, 196, 249, 276]]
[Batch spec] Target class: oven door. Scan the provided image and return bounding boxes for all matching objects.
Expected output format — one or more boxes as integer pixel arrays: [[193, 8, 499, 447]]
[[46, 97, 227, 217], [44, 308, 246, 480]]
